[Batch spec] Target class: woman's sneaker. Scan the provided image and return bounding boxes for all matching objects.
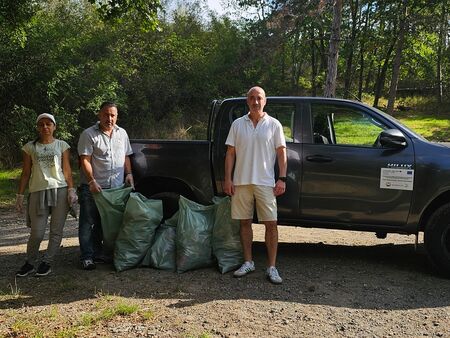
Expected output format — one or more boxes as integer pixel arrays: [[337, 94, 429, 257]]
[[16, 262, 35, 277], [233, 261, 255, 277], [36, 262, 52, 276], [266, 266, 283, 284]]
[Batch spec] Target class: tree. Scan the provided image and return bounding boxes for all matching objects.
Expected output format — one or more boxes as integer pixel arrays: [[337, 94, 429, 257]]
[[436, 0, 447, 105], [87, 0, 161, 31], [324, 0, 343, 97], [386, 0, 408, 114], [343, 0, 359, 98], [0, 0, 38, 45]]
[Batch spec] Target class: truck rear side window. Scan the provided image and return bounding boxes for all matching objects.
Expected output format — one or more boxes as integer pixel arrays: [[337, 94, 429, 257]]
[[229, 103, 295, 142]]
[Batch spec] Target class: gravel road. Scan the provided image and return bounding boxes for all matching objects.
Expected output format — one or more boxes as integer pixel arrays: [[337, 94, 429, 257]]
[[0, 207, 449, 337]]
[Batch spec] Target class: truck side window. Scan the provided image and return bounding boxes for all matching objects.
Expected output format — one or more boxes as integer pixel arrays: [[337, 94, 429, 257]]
[[266, 104, 295, 143], [311, 104, 387, 147], [229, 103, 295, 143]]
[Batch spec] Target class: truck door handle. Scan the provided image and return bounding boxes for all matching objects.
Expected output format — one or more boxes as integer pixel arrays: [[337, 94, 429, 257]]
[[306, 155, 333, 163]]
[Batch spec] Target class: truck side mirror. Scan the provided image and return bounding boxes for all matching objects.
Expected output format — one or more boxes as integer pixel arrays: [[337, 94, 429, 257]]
[[379, 129, 407, 148]]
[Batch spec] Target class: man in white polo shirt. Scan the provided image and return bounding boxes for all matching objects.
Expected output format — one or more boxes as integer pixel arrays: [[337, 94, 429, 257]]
[[224, 86, 287, 284]]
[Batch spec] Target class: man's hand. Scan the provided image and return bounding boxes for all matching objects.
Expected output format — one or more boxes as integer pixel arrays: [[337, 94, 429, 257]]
[[89, 179, 102, 193], [223, 179, 235, 196], [15, 194, 24, 213], [125, 173, 135, 190], [273, 180, 286, 196], [67, 188, 78, 206]]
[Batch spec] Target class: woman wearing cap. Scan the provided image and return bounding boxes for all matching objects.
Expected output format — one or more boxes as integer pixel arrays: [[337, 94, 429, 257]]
[[15, 113, 77, 277]]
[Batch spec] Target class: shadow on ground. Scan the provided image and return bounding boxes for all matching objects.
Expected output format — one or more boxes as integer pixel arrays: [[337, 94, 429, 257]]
[[1, 238, 449, 312]]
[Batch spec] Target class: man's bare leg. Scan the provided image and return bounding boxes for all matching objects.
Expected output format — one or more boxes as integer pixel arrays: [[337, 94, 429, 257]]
[[240, 219, 253, 262], [263, 220, 278, 267]]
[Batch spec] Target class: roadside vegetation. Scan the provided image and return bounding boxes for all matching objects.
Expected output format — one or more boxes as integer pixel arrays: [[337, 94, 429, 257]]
[[1, 0, 449, 168], [1, 98, 449, 208], [1, 292, 154, 338]]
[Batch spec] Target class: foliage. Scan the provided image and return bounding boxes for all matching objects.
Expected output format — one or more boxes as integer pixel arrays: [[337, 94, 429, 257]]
[[0, 0, 449, 167], [87, 0, 161, 31], [0, 0, 38, 46]]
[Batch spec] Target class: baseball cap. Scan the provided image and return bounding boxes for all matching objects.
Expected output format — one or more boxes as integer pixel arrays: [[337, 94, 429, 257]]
[[36, 113, 56, 125]]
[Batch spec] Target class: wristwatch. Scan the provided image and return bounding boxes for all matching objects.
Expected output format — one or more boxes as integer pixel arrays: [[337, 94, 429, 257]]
[[278, 176, 287, 182]]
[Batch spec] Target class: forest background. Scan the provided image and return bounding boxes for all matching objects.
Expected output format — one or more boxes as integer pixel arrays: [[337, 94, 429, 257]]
[[1, 0, 449, 168]]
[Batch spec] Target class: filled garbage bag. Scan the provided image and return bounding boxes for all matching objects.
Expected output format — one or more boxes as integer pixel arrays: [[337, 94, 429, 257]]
[[176, 196, 215, 273], [212, 196, 243, 274], [141, 211, 179, 271], [114, 192, 163, 272], [93, 185, 133, 253]]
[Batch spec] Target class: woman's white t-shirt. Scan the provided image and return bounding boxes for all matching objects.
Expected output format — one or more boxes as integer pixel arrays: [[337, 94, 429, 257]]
[[23, 139, 70, 193]]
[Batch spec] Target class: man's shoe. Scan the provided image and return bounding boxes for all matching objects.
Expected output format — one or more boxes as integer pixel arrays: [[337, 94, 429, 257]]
[[233, 261, 255, 277], [16, 262, 35, 277], [81, 259, 96, 270], [266, 266, 283, 284], [36, 262, 52, 276]]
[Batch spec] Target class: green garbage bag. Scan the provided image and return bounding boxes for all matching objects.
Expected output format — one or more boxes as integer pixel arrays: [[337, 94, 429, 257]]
[[212, 196, 243, 274], [141, 211, 179, 271], [93, 185, 133, 253], [114, 192, 163, 272], [176, 196, 215, 273]]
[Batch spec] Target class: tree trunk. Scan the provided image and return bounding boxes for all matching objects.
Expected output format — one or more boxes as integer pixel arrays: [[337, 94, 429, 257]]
[[358, 0, 373, 100], [386, 0, 408, 114], [324, 0, 343, 98], [310, 26, 318, 96], [358, 46, 364, 100], [373, 42, 395, 107], [343, 0, 359, 99], [436, 0, 447, 106]]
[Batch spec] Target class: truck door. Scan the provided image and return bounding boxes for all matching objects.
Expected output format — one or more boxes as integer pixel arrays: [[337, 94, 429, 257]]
[[301, 101, 415, 225]]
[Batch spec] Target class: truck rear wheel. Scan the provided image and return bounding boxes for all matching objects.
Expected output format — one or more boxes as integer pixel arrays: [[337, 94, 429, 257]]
[[424, 203, 450, 278], [150, 192, 180, 220]]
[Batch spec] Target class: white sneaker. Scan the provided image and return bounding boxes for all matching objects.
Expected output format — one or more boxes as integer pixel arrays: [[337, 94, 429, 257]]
[[233, 261, 255, 277], [266, 266, 282, 284]]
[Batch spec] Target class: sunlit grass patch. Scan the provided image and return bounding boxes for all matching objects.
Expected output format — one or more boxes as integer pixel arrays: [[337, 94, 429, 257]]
[[55, 326, 80, 338], [397, 115, 450, 141], [77, 294, 142, 327], [3, 294, 151, 337], [0, 281, 25, 301], [0, 168, 21, 205], [10, 319, 44, 338]]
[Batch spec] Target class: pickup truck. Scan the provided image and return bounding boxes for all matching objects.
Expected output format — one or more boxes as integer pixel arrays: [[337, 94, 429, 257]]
[[130, 97, 450, 277]]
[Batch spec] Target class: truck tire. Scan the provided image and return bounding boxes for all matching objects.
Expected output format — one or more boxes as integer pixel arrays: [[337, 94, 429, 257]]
[[424, 203, 450, 278], [150, 192, 180, 220]]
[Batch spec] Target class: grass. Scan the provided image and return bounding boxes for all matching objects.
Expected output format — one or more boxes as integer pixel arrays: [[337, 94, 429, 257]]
[[361, 94, 450, 141], [396, 115, 450, 141], [0, 168, 21, 206], [0, 167, 80, 207], [5, 294, 150, 337]]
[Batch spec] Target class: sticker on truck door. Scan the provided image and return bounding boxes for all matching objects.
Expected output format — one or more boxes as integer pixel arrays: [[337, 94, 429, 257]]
[[380, 168, 414, 191]]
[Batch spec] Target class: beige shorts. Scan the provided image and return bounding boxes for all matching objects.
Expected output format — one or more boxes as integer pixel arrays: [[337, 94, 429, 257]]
[[231, 185, 277, 222]]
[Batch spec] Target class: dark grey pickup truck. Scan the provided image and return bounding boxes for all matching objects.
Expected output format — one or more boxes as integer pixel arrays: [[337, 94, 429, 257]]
[[130, 97, 450, 277]]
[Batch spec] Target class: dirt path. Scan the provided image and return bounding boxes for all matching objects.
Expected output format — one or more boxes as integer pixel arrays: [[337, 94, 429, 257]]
[[0, 206, 449, 337]]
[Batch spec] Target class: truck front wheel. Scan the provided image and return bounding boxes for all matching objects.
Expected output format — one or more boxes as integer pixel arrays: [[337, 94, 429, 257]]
[[150, 192, 180, 220], [424, 203, 450, 278]]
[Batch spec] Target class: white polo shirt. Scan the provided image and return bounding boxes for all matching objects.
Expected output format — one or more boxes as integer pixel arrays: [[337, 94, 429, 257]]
[[225, 113, 286, 187]]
